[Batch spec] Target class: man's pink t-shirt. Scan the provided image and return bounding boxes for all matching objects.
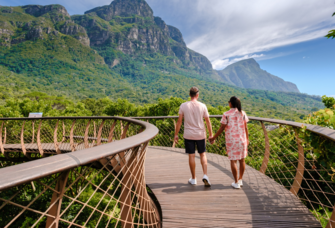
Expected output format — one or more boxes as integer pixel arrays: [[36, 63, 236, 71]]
[[178, 101, 209, 140]]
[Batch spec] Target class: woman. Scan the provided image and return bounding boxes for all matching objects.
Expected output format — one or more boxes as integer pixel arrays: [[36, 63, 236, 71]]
[[209, 96, 249, 189]]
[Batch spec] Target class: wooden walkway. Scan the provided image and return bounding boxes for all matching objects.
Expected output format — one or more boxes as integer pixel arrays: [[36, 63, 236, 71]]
[[145, 147, 321, 228]]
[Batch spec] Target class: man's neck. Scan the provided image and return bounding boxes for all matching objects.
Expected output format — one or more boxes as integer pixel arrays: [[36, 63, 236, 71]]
[[190, 97, 198, 102]]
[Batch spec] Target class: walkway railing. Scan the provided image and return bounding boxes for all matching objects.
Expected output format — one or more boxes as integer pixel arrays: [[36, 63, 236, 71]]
[[0, 117, 160, 227], [134, 116, 335, 228]]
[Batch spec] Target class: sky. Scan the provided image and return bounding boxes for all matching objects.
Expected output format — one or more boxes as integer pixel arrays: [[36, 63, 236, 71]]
[[1, 0, 335, 96]]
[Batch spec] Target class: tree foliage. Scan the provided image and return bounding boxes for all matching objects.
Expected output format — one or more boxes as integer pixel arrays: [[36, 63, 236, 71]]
[[325, 12, 335, 39]]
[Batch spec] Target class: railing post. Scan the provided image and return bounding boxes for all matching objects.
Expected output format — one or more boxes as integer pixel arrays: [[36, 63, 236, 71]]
[[97, 120, 105, 146], [0, 122, 4, 156], [84, 120, 91, 149], [54, 120, 61, 154], [20, 121, 30, 159], [290, 127, 305, 196], [326, 207, 335, 228], [259, 121, 270, 174], [32, 121, 35, 143], [70, 120, 76, 152], [37, 120, 44, 156], [108, 120, 117, 143], [46, 170, 70, 228]]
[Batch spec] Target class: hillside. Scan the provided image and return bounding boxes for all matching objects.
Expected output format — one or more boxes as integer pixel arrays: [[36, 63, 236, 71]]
[[0, 1, 324, 120], [216, 58, 300, 93]]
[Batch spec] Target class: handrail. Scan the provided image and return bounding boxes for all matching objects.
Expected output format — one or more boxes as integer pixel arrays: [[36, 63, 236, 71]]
[[0, 116, 161, 228], [132, 115, 335, 142], [0, 117, 158, 191]]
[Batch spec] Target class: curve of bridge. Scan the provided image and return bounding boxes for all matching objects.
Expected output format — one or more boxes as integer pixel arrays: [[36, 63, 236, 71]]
[[146, 147, 321, 228]]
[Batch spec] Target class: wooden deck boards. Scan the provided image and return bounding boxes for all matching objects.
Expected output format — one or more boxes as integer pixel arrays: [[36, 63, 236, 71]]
[[145, 147, 321, 228]]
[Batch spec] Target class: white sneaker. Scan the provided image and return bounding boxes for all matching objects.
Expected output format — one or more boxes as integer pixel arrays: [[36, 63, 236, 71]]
[[188, 178, 197, 185], [202, 175, 211, 187], [238, 179, 243, 187], [231, 182, 241, 189]]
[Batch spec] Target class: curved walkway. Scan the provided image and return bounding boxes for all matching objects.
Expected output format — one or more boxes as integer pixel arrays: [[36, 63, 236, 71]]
[[145, 147, 321, 228]]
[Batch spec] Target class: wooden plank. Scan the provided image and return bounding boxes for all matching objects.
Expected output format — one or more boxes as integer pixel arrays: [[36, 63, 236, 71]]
[[145, 147, 321, 228]]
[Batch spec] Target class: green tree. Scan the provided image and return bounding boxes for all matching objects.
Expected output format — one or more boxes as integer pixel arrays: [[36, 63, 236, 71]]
[[321, 95, 335, 109], [325, 12, 335, 39]]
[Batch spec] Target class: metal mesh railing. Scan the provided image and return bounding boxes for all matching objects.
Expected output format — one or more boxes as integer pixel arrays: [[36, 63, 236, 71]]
[[134, 116, 335, 228], [0, 117, 160, 228]]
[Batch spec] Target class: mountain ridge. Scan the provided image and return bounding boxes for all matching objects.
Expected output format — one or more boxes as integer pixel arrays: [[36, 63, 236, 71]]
[[216, 58, 300, 93]]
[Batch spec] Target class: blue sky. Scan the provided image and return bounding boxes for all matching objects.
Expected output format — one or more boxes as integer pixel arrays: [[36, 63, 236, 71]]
[[1, 0, 335, 96]]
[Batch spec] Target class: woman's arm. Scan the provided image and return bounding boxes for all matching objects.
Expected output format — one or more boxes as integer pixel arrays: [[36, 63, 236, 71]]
[[209, 123, 226, 144]]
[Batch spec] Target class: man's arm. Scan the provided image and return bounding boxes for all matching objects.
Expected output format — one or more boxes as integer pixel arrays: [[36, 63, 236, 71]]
[[174, 114, 183, 143], [205, 117, 213, 138]]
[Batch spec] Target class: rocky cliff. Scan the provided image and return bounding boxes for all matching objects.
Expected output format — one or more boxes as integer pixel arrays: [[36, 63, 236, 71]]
[[216, 58, 300, 93], [70, 0, 212, 72], [0, 5, 90, 46]]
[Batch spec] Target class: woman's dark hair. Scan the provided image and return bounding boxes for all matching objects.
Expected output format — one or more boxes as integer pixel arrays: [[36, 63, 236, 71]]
[[229, 96, 242, 113]]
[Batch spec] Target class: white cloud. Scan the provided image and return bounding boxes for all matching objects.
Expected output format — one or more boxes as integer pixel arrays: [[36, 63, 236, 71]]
[[146, 0, 335, 67], [212, 54, 264, 70]]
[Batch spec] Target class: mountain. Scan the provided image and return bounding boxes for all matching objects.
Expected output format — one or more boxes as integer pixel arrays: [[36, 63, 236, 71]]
[[216, 58, 300, 93], [0, 1, 324, 120]]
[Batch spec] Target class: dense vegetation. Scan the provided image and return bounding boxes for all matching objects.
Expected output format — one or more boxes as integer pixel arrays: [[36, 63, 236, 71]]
[[0, 91, 324, 122]]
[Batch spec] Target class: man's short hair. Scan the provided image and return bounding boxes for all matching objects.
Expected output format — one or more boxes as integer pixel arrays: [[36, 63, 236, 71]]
[[190, 87, 199, 97]]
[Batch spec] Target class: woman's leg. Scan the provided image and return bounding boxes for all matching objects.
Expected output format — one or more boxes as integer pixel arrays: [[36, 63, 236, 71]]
[[238, 158, 245, 180], [230, 160, 238, 183]]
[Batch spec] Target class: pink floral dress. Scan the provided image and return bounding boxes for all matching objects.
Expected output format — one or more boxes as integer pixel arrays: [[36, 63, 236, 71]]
[[220, 108, 249, 160]]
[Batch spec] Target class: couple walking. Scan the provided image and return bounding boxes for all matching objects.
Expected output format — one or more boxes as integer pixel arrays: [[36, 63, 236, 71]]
[[174, 87, 249, 189]]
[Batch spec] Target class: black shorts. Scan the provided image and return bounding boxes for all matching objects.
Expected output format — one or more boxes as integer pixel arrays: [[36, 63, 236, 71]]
[[184, 139, 206, 154]]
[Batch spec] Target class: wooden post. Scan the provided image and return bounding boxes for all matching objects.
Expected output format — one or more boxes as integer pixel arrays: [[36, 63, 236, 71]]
[[108, 120, 117, 143], [84, 120, 91, 149], [260, 121, 270, 174], [70, 120, 76, 152], [93, 121, 96, 145], [54, 120, 61, 154], [20, 121, 29, 159], [32, 121, 35, 143], [3, 127, 6, 144], [118, 123, 132, 228], [97, 120, 105, 146], [290, 128, 305, 196], [326, 206, 335, 228], [0, 122, 4, 156], [37, 120, 44, 157], [46, 170, 70, 228]]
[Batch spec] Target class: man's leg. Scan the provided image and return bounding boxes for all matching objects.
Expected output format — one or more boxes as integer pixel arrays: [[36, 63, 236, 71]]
[[189, 154, 196, 179], [199, 152, 208, 176], [238, 158, 245, 180], [185, 139, 196, 180], [230, 160, 238, 183], [196, 139, 207, 176]]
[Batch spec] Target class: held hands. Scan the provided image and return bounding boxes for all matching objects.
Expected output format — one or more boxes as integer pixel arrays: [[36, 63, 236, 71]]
[[208, 136, 215, 145]]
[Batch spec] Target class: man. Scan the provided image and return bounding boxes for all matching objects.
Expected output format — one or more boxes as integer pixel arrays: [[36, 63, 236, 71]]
[[174, 87, 213, 186]]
